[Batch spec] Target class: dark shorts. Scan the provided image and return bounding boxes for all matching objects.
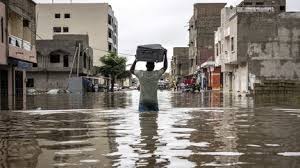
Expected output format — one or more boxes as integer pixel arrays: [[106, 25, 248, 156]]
[[139, 102, 159, 112]]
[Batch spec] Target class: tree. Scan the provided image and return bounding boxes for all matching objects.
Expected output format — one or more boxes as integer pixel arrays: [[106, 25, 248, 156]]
[[96, 53, 130, 92]]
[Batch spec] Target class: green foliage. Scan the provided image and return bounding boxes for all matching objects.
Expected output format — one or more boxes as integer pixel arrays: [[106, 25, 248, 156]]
[[96, 53, 128, 78]]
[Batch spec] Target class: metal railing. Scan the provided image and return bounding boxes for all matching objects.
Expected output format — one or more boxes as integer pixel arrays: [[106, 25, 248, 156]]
[[8, 35, 32, 51]]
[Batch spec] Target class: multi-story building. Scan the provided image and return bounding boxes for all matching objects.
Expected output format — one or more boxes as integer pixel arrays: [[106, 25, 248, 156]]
[[188, 3, 226, 75], [215, 0, 300, 93], [0, 0, 37, 110], [172, 47, 189, 82], [27, 34, 93, 91], [36, 3, 118, 68]]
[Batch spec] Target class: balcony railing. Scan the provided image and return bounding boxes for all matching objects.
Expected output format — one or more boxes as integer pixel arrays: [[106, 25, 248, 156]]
[[9, 35, 32, 51]]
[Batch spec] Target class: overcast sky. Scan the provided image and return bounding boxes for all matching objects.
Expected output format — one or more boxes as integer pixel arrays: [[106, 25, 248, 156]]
[[35, 0, 300, 70]]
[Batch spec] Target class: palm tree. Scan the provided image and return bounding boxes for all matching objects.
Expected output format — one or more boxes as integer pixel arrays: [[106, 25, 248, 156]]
[[96, 53, 130, 92]]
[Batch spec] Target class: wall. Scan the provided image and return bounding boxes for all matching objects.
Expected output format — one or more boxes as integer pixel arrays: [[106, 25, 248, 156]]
[[238, 12, 300, 88], [194, 3, 226, 66], [173, 47, 189, 77], [0, 2, 6, 65], [27, 71, 70, 91], [36, 3, 117, 67]]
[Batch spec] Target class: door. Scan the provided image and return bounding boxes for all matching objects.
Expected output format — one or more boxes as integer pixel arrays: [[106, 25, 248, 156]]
[[228, 72, 233, 92], [0, 70, 8, 110], [15, 71, 24, 110]]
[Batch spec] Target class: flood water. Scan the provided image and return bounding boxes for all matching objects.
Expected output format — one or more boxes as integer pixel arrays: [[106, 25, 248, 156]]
[[1, 90, 300, 168]]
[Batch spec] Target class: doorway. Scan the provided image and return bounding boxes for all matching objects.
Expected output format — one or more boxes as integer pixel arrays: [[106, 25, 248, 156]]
[[0, 70, 8, 110], [15, 71, 24, 110]]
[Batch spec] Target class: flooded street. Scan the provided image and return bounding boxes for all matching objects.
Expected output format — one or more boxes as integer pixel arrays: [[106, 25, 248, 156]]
[[1, 91, 300, 168]]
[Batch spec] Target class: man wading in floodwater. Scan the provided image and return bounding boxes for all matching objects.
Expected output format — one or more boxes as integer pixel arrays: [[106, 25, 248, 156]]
[[130, 54, 168, 112]]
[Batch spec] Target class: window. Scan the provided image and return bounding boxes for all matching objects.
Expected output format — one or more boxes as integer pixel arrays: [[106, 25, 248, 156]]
[[244, 2, 252, 5], [23, 19, 30, 27], [50, 54, 60, 63], [191, 59, 194, 67], [108, 42, 112, 52], [231, 37, 234, 51], [256, 2, 264, 5], [216, 44, 218, 56], [108, 29, 112, 38], [55, 13, 61, 19], [26, 78, 34, 88], [280, 6, 286, 12], [108, 15, 112, 25], [64, 13, 70, 18], [53, 27, 61, 33], [32, 63, 38, 67], [63, 55, 69, 67], [63, 27, 69, 33], [1, 17, 3, 43]]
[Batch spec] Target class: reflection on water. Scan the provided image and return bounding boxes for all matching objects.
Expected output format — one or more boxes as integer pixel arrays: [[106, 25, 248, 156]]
[[0, 91, 300, 167]]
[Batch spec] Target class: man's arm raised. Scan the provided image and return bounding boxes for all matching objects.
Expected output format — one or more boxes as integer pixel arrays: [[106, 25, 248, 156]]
[[162, 52, 168, 72], [130, 59, 138, 74]]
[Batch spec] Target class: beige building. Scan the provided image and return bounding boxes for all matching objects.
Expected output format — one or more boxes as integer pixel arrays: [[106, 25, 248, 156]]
[[0, 0, 37, 110], [36, 3, 118, 68]]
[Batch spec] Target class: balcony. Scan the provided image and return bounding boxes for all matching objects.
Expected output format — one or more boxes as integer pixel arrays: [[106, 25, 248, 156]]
[[8, 35, 36, 63], [215, 50, 238, 68]]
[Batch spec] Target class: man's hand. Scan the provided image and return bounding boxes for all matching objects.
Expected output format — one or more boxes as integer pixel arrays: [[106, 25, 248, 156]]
[[162, 51, 168, 72]]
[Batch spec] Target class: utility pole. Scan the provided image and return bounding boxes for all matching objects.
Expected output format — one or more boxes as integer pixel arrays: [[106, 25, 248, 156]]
[[69, 47, 78, 79], [77, 43, 81, 77]]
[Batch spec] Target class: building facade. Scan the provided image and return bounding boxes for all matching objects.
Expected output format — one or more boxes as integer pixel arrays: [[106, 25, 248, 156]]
[[188, 3, 226, 75], [172, 47, 189, 82], [27, 34, 93, 91], [215, 0, 300, 93], [0, 0, 37, 110], [36, 3, 118, 68]]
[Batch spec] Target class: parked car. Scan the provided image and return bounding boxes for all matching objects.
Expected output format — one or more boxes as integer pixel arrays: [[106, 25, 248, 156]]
[[111, 84, 121, 91], [129, 86, 138, 90]]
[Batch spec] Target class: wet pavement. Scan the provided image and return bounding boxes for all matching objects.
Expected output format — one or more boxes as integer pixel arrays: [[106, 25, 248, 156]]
[[1, 90, 300, 167]]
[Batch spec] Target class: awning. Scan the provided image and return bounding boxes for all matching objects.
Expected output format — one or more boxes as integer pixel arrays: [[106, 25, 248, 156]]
[[201, 61, 215, 68]]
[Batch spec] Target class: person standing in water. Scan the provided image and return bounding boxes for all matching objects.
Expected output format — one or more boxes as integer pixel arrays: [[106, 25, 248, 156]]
[[130, 54, 168, 112]]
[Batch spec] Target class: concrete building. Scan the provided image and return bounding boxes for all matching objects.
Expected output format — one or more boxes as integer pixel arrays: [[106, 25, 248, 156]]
[[215, 0, 300, 93], [172, 47, 189, 82], [0, 0, 37, 110], [27, 34, 93, 91], [238, 0, 286, 13], [188, 3, 226, 75], [36, 3, 118, 68]]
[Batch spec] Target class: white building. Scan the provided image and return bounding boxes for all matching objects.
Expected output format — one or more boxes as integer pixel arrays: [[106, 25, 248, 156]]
[[36, 3, 118, 68]]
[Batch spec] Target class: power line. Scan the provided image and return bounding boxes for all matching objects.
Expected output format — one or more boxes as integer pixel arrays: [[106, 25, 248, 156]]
[[91, 47, 135, 57]]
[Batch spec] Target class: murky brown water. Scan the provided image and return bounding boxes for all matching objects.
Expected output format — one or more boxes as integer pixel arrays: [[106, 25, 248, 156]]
[[1, 91, 300, 168]]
